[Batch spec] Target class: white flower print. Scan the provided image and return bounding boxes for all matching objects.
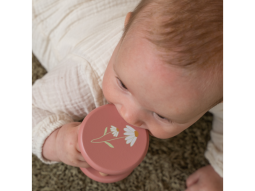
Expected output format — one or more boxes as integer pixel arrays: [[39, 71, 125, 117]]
[[110, 126, 119, 137], [91, 125, 139, 148], [124, 125, 139, 147]]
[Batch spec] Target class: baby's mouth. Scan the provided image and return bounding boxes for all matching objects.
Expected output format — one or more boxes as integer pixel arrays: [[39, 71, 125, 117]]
[[110, 103, 153, 136]]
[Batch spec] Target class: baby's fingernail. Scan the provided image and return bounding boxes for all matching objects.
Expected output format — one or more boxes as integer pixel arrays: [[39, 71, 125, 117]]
[[99, 172, 108, 176]]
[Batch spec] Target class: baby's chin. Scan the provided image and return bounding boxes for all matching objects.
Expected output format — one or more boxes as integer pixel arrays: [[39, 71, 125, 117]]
[[148, 131, 165, 139], [148, 131, 175, 139]]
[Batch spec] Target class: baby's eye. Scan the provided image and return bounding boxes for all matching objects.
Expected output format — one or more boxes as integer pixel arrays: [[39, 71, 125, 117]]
[[154, 112, 171, 123], [117, 78, 128, 90], [120, 80, 127, 89], [157, 114, 166, 119]]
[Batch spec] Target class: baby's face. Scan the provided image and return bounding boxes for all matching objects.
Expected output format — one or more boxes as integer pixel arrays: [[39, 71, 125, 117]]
[[102, 27, 220, 139]]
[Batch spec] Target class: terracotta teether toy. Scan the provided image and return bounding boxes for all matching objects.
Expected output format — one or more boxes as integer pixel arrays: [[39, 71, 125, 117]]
[[78, 104, 149, 183]]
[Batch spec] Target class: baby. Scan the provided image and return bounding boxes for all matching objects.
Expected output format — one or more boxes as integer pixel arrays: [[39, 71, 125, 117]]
[[33, 0, 223, 190]]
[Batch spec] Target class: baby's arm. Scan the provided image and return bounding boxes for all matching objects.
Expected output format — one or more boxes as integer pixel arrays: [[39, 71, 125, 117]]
[[32, 55, 105, 166], [185, 103, 223, 191], [32, 105, 73, 164]]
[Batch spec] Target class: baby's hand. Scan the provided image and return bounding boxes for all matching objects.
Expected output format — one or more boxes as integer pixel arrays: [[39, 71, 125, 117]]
[[54, 122, 89, 168], [185, 165, 223, 191], [43, 122, 108, 176]]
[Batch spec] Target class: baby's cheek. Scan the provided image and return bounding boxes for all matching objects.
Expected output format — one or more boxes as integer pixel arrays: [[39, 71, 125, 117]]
[[102, 87, 111, 103], [150, 123, 186, 139], [102, 79, 117, 105], [150, 128, 173, 139], [102, 76, 111, 98]]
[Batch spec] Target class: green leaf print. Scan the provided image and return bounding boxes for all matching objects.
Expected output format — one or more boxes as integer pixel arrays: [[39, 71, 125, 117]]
[[104, 127, 107, 135], [104, 141, 114, 148]]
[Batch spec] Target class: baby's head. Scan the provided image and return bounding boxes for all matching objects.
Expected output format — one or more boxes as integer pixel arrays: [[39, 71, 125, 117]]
[[102, 0, 223, 139]]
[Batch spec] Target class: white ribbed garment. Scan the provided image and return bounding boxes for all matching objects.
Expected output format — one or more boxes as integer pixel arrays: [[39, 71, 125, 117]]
[[207, 103, 223, 177], [32, 0, 223, 177]]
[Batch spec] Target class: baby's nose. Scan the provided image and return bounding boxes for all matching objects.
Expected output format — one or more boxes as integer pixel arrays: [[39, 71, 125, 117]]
[[119, 107, 143, 127]]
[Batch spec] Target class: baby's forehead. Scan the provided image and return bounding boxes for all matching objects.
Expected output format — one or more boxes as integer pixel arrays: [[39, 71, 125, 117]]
[[119, 32, 196, 82], [119, 24, 215, 89]]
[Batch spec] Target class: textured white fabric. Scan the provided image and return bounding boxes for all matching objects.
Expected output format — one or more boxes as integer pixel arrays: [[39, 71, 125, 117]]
[[32, 0, 223, 177], [32, 0, 140, 163], [207, 103, 223, 177]]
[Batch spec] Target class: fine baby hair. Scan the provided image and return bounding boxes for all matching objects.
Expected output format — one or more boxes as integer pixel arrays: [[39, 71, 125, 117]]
[[122, 0, 223, 71]]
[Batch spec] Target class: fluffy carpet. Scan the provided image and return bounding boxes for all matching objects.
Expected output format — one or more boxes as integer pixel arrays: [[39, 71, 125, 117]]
[[32, 53, 212, 191]]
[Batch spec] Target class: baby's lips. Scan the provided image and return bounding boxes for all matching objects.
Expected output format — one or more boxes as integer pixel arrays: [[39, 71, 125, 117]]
[[99, 172, 108, 176]]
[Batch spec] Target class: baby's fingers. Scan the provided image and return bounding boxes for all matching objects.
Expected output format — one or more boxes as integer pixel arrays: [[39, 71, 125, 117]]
[[99, 172, 108, 176], [76, 160, 90, 168], [185, 184, 200, 191], [186, 170, 200, 187], [76, 152, 86, 162], [74, 150, 90, 168]]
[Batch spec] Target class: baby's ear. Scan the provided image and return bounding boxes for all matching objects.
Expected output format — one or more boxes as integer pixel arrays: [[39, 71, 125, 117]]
[[124, 12, 132, 27]]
